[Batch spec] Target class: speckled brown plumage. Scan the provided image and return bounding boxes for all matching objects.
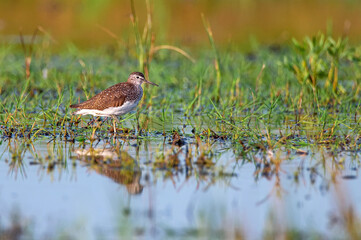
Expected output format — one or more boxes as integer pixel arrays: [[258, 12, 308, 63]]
[[70, 82, 141, 110]]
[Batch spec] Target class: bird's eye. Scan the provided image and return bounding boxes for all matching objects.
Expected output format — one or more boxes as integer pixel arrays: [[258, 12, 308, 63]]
[[136, 76, 139, 79]]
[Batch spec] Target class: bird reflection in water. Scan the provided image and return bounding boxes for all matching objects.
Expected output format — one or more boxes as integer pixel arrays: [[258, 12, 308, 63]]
[[74, 148, 143, 195]]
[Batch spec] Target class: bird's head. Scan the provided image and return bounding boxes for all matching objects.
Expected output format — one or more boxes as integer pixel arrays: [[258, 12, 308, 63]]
[[128, 72, 158, 86]]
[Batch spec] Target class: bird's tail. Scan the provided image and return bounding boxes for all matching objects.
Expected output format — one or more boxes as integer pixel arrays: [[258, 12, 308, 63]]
[[70, 104, 81, 115]]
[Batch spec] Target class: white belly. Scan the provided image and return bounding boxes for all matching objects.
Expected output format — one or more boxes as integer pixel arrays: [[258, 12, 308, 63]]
[[74, 100, 140, 117]]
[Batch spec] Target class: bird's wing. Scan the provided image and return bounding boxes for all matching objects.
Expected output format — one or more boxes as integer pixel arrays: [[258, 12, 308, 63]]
[[70, 83, 133, 110]]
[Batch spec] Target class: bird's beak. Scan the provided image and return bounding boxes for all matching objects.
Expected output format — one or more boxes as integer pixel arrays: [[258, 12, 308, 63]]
[[144, 79, 159, 86]]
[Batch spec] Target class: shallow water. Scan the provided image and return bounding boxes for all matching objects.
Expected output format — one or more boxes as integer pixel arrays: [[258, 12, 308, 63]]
[[0, 131, 360, 239]]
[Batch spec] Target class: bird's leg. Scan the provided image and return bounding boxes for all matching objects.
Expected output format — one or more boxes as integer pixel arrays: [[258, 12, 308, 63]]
[[90, 118, 102, 140], [88, 116, 100, 126], [111, 115, 119, 134], [113, 116, 120, 124], [113, 120, 116, 134], [99, 117, 108, 127]]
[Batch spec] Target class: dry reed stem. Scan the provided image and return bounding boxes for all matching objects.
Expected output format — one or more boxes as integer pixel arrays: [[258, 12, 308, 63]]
[[151, 45, 195, 63]]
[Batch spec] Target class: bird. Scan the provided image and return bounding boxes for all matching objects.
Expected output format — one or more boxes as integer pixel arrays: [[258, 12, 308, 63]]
[[70, 72, 158, 133]]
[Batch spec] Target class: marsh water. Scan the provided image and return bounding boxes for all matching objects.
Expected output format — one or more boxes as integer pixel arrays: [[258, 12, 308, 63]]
[[0, 117, 360, 239]]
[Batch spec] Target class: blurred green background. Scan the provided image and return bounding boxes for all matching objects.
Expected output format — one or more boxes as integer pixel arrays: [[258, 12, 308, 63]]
[[0, 0, 361, 49]]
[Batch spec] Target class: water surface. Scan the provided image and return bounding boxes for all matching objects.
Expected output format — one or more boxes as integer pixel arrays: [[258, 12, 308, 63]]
[[0, 131, 360, 239]]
